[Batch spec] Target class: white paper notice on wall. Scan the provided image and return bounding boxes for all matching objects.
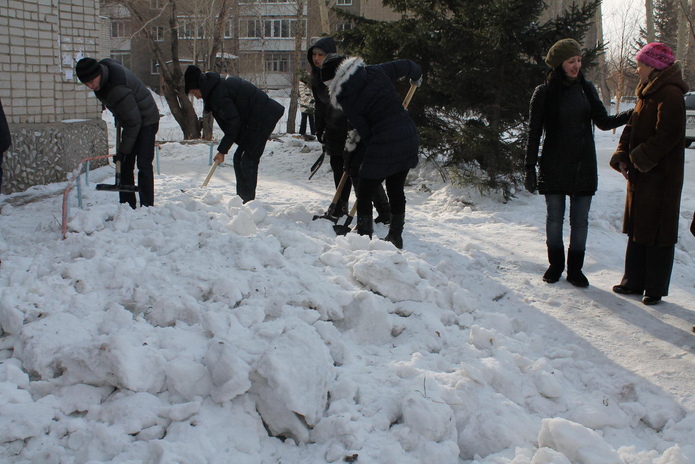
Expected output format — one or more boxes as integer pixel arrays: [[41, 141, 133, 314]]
[[62, 54, 73, 66], [65, 69, 74, 80]]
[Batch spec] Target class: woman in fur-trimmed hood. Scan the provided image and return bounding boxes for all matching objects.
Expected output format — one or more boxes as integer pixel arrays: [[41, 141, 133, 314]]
[[320, 55, 422, 248], [609, 42, 688, 305]]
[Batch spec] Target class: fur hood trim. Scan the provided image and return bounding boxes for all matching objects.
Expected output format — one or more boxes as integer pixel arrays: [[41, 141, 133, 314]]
[[328, 57, 364, 109]]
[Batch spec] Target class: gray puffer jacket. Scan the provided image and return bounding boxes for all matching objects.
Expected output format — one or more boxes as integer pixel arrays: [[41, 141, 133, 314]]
[[93, 58, 159, 155]]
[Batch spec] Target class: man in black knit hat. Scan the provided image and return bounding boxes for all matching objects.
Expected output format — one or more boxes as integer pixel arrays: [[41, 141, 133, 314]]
[[76, 57, 159, 208], [184, 65, 284, 203]]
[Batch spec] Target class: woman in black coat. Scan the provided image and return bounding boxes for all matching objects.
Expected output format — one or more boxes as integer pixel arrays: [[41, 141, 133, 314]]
[[307, 38, 390, 222], [185, 66, 284, 203], [321, 55, 422, 249], [525, 38, 631, 286]]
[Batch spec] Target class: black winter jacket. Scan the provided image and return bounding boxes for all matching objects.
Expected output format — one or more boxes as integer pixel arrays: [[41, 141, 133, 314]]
[[307, 37, 348, 154], [200, 72, 284, 154], [93, 58, 159, 155], [525, 76, 631, 195], [328, 58, 421, 179]]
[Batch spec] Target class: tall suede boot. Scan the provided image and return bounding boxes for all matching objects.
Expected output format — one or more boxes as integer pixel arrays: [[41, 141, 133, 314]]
[[566, 248, 589, 287], [373, 185, 391, 225], [384, 213, 405, 249], [355, 214, 373, 238], [543, 247, 565, 283]]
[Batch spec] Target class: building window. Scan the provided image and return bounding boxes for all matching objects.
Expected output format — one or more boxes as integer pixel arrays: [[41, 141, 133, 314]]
[[225, 19, 234, 38], [336, 23, 352, 32], [150, 0, 165, 8], [264, 19, 289, 38], [265, 53, 289, 72], [243, 20, 262, 38], [152, 26, 164, 41], [110, 51, 131, 69], [336, 0, 352, 5], [111, 19, 129, 38], [179, 16, 205, 39], [151, 59, 160, 75], [241, 19, 305, 38]]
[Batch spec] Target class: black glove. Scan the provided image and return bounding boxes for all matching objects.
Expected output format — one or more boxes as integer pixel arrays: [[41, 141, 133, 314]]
[[113, 151, 126, 164], [524, 167, 537, 193], [316, 131, 324, 144]]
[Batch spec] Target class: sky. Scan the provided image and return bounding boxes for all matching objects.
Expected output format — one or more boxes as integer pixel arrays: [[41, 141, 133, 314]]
[[0, 91, 694, 463], [602, 0, 646, 51]]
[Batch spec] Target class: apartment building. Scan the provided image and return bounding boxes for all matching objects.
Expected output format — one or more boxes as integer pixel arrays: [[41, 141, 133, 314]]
[[101, 0, 405, 91]]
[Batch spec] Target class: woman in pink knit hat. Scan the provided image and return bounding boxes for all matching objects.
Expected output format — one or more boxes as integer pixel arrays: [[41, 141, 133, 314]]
[[610, 42, 688, 305]]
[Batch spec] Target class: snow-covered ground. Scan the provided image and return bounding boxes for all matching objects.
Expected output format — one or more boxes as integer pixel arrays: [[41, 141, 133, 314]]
[[0, 92, 694, 463]]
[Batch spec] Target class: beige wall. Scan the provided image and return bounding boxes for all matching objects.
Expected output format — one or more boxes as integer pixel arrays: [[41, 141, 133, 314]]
[[0, 0, 103, 124], [360, 0, 401, 21], [0, 0, 108, 194]]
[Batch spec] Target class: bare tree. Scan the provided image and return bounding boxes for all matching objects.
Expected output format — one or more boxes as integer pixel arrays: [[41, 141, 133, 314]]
[[604, 0, 642, 124], [287, 1, 307, 134], [104, 0, 235, 140]]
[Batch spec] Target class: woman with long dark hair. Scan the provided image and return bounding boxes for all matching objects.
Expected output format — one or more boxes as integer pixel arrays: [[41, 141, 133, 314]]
[[525, 38, 632, 286]]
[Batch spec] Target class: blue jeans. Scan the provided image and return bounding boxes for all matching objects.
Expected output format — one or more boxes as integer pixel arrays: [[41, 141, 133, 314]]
[[545, 194, 592, 251]]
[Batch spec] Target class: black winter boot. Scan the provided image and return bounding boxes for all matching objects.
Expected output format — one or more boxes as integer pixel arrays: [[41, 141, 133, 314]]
[[384, 213, 405, 249], [542, 248, 565, 283], [566, 248, 589, 287], [355, 214, 373, 238], [373, 186, 391, 225]]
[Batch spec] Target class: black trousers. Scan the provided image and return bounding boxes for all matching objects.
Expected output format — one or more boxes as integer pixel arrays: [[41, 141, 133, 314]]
[[233, 122, 277, 203], [120, 123, 158, 208], [299, 112, 314, 135], [356, 169, 408, 217], [619, 238, 675, 297]]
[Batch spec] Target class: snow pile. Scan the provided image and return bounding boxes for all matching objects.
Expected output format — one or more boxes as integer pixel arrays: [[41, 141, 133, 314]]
[[0, 98, 693, 463]]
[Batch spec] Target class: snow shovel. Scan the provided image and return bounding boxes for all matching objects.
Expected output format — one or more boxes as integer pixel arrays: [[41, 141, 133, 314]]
[[308, 145, 326, 180], [313, 171, 350, 223], [403, 83, 417, 110], [95, 159, 139, 193], [96, 123, 139, 193], [201, 161, 220, 188], [333, 202, 357, 235]]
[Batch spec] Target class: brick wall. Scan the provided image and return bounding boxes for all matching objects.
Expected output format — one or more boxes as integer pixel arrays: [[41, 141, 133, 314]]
[[0, 0, 109, 194]]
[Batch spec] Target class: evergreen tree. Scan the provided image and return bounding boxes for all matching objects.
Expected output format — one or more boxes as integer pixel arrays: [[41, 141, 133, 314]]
[[654, 0, 678, 49], [336, 0, 602, 198]]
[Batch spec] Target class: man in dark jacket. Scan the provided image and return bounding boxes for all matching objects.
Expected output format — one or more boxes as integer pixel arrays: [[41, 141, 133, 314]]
[[76, 57, 159, 208], [185, 65, 284, 203], [0, 98, 10, 195]]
